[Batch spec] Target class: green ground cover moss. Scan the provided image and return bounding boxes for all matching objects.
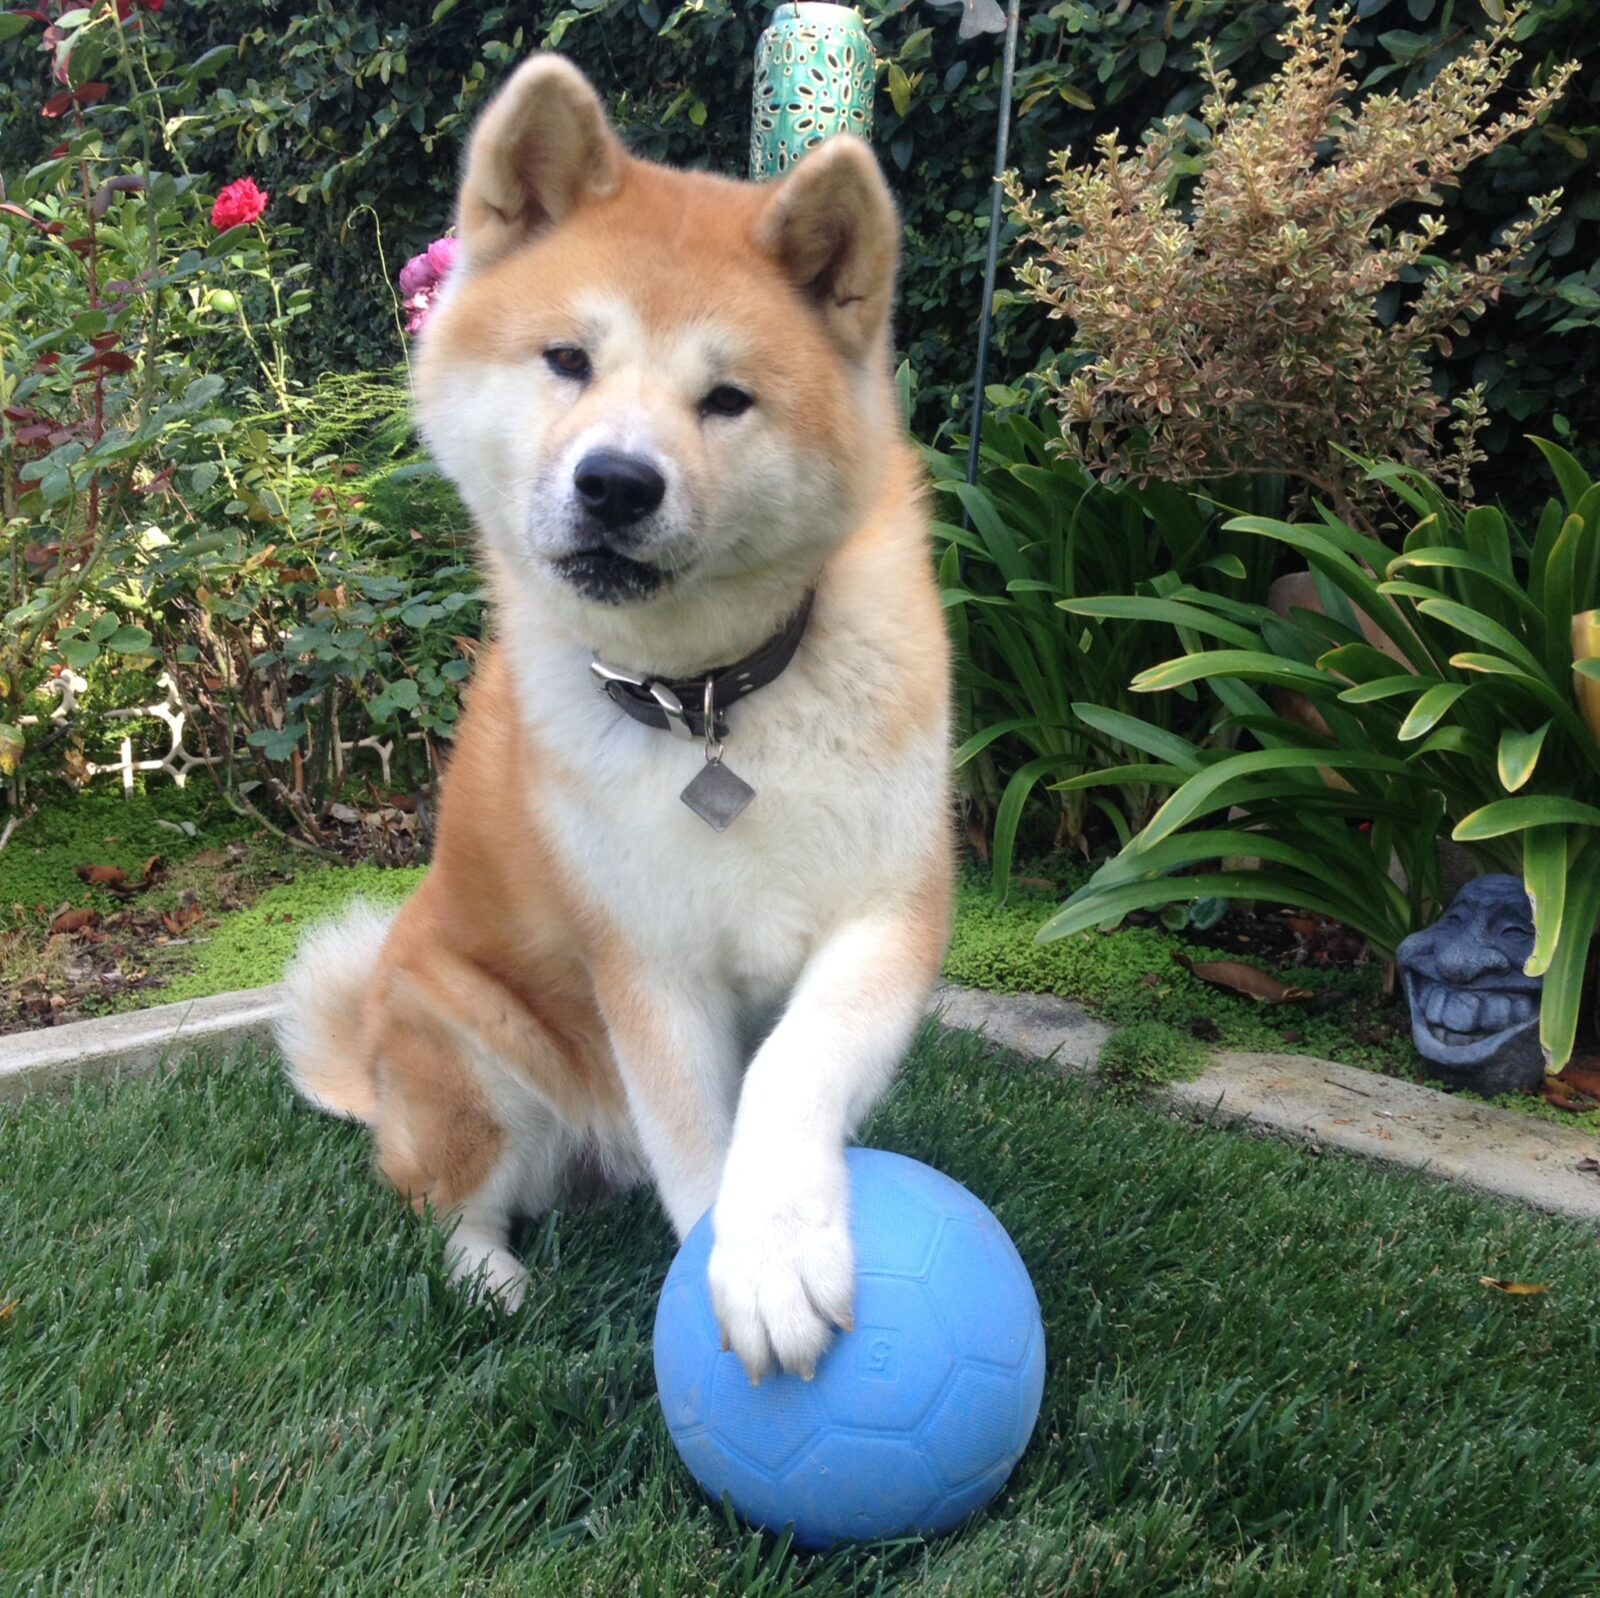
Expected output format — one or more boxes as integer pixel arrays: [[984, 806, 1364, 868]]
[[156, 864, 426, 1004], [946, 879, 1403, 1071], [0, 787, 256, 925]]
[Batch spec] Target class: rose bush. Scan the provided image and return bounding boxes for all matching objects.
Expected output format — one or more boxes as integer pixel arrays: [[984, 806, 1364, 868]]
[[2, 1, 478, 835]]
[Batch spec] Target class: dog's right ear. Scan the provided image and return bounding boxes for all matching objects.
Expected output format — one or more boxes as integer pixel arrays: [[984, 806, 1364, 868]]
[[456, 56, 623, 271]]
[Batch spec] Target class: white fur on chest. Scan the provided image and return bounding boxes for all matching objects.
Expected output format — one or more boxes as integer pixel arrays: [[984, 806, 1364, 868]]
[[506, 622, 946, 1003]]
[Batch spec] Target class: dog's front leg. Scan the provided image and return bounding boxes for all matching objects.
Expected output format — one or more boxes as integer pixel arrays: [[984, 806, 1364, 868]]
[[707, 901, 947, 1381], [597, 966, 743, 1238]]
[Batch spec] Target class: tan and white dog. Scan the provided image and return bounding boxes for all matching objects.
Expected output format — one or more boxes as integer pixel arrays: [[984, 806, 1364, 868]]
[[277, 56, 952, 1381]]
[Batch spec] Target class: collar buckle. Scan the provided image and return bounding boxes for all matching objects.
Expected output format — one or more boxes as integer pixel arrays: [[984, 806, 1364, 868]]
[[589, 658, 695, 740]]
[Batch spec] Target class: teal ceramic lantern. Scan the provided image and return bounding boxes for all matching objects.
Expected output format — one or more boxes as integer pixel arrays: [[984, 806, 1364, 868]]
[[750, 4, 876, 179]]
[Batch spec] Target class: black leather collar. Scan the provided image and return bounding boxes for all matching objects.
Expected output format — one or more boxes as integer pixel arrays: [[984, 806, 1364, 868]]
[[589, 591, 815, 741]]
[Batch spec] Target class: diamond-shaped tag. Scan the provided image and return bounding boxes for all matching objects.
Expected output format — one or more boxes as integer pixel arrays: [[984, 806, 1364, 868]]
[[681, 759, 755, 831]]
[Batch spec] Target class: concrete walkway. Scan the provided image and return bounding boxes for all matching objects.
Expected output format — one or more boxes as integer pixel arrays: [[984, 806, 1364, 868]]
[[5, 980, 1599, 1228]]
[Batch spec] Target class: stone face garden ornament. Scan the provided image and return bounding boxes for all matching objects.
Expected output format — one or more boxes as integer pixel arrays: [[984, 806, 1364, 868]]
[[1396, 874, 1544, 1096]]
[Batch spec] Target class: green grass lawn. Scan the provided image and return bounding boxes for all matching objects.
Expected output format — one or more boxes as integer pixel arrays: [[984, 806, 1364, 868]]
[[4, 1028, 1599, 1596]]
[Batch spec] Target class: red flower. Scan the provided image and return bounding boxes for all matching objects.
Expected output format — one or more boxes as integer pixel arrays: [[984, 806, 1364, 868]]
[[210, 177, 268, 231], [115, 0, 166, 18]]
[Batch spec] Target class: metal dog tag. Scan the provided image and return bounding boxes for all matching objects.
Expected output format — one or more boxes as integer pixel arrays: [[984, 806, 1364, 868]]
[[681, 758, 755, 831]]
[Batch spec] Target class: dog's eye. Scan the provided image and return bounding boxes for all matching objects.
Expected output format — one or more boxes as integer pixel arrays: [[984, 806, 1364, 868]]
[[701, 384, 753, 419], [545, 346, 591, 381]]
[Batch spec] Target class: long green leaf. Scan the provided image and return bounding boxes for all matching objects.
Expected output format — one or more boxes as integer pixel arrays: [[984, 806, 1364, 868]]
[[1038, 870, 1404, 954], [1133, 650, 1330, 696], [952, 717, 1057, 768], [1398, 682, 1469, 741], [1338, 674, 1437, 704], [1530, 436, 1596, 515], [1138, 747, 1413, 849], [1454, 796, 1600, 841], [1317, 642, 1413, 686], [1053, 763, 1190, 793], [1539, 842, 1600, 1071], [1060, 595, 1259, 649], [1069, 703, 1205, 769], [1223, 513, 1433, 672], [1088, 829, 1401, 922], [1414, 598, 1546, 679], [1497, 722, 1551, 794], [1387, 547, 1538, 624], [991, 754, 1073, 902], [1522, 825, 1567, 979]]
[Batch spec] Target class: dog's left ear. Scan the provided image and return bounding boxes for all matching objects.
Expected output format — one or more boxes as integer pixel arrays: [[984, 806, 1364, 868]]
[[457, 55, 624, 271], [755, 136, 899, 361]]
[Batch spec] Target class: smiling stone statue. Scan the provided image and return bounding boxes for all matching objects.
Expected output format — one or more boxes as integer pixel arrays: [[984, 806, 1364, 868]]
[[1395, 874, 1544, 1096]]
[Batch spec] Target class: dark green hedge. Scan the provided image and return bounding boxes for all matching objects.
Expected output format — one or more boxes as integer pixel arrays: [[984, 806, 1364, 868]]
[[4, 1, 1595, 475]]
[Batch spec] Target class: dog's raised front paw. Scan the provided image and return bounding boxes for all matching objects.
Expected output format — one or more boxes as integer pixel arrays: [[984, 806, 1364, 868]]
[[706, 1149, 854, 1382]]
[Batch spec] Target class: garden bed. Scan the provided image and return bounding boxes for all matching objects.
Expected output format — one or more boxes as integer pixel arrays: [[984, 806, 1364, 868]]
[[8, 790, 1598, 1133], [0, 788, 423, 1034]]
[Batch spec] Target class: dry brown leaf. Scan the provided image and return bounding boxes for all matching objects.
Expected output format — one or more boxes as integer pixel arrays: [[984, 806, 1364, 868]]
[[1479, 1277, 1549, 1296], [1539, 1077, 1596, 1113], [1553, 1059, 1600, 1101], [1173, 953, 1314, 1004], [161, 903, 204, 936], [72, 856, 164, 898], [50, 907, 99, 936], [73, 863, 127, 889], [0, 1299, 16, 1324]]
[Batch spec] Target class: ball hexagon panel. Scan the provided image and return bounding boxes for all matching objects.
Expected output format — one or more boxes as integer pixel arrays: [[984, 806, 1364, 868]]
[[705, 1352, 827, 1477], [923, 1214, 1041, 1370], [847, 1162, 944, 1282], [920, 1364, 1023, 1491], [653, 1271, 719, 1438], [818, 1272, 958, 1434], [776, 1432, 948, 1546]]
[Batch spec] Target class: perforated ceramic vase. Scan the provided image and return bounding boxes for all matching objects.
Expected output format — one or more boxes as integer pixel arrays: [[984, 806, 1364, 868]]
[[750, 4, 876, 179]]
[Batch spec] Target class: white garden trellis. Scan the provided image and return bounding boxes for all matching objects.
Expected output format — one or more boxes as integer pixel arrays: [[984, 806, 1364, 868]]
[[9, 668, 427, 805]]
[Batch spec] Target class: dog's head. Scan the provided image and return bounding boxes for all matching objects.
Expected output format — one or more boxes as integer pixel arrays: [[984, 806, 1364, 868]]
[[414, 57, 902, 665]]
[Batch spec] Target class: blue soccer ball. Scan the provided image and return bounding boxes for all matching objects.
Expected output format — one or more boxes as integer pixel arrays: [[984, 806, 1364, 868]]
[[654, 1147, 1045, 1548]]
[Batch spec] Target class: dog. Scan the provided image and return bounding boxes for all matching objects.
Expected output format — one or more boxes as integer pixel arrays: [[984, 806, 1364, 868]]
[[276, 55, 953, 1382]]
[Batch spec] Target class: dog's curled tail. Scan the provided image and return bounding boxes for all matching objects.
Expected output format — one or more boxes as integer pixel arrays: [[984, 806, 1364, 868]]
[[276, 900, 397, 1125]]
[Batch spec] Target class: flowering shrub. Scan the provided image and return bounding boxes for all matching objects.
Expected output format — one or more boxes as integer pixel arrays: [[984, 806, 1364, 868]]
[[1007, 0, 1579, 524], [1, 2, 476, 834], [397, 237, 457, 334], [0, 2, 283, 780]]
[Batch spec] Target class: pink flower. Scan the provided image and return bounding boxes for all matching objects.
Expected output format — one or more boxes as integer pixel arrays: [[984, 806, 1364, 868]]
[[397, 252, 434, 299], [211, 176, 268, 231], [397, 234, 458, 334], [425, 236, 458, 277]]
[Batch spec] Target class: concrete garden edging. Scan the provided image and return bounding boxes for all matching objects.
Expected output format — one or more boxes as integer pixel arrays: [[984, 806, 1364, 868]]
[[934, 986, 1600, 1226], [0, 986, 282, 1101], [4, 980, 1599, 1229]]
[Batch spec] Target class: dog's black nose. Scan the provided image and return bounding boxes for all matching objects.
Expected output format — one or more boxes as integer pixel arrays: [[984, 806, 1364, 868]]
[[573, 449, 666, 531]]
